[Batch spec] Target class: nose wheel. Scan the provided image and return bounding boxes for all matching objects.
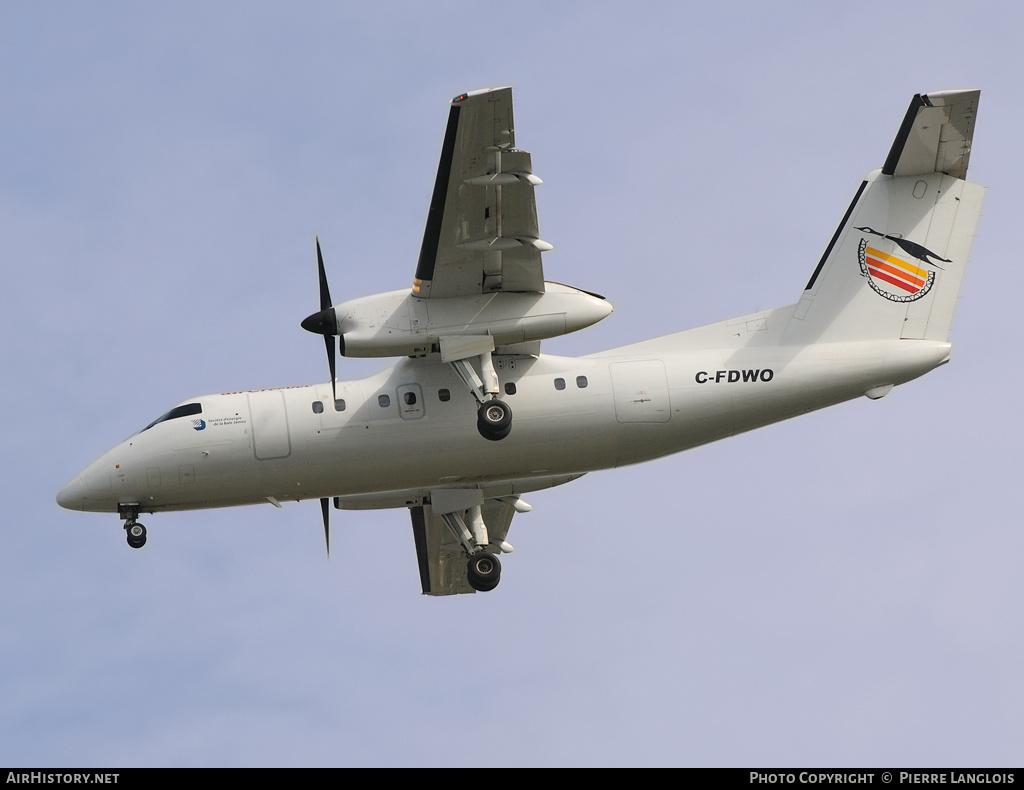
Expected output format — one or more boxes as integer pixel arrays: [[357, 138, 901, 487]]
[[118, 504, 148, 549], [125, 521, 147, 549]]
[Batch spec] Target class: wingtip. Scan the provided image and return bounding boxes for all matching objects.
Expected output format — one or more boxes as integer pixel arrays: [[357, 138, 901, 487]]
[[453, 85, 513, 103]]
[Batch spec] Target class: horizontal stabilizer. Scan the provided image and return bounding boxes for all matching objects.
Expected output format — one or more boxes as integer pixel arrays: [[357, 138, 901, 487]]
[[882, 89, 979, 179]]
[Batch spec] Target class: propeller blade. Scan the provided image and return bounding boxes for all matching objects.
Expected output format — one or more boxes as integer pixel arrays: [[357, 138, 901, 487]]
[[325, 335, 337, 402], [301, 237, 340, 402], [316, 236, 332, 310], [300, 238, 339, 335], [320, 497, 331, 557]]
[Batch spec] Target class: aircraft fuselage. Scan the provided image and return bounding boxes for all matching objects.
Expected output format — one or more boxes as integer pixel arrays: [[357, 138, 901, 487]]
[[57, 308, 952, 517]]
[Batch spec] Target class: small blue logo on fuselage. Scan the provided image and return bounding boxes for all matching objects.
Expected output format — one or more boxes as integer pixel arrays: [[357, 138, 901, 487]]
[[192, 419, 206, 431]]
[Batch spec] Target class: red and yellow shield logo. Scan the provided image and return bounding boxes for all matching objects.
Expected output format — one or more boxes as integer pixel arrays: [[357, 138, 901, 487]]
[[858, 238, 936, 303]]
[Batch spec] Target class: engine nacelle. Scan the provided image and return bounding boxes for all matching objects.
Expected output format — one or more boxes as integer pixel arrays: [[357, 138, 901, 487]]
[[333, 282, 612, 358]]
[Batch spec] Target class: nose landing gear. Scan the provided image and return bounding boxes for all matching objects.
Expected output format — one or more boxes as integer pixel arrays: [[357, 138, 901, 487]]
[[119, 504, 147, 549], [125, 522, 147, 549]]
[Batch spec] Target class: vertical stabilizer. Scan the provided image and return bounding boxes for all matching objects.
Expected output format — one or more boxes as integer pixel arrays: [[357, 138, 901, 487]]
[[783, 90, 984, 345]]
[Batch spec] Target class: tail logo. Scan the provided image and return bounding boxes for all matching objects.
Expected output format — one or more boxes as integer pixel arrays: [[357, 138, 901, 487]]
[[855, 227, 949, 304]]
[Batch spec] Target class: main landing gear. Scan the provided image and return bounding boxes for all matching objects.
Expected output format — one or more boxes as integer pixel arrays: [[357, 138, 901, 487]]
[[119, 504, 147, 549], [447, 348, 513, 441], [438, 503, 510, 592]]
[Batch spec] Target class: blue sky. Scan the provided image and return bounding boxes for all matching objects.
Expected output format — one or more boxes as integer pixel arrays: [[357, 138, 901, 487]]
[[3, 0, 1022, 767]]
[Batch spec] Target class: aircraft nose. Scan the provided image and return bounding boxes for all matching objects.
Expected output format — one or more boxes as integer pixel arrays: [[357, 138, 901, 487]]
[[56, 462, 112, 511], [56, 475, 86, 511]]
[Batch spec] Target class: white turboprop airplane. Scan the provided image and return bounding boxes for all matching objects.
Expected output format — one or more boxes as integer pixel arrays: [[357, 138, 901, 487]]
[[57, 87, 983, 595]]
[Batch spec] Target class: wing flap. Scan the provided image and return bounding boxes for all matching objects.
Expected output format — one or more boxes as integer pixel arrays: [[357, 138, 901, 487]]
[[410, 505, 477, 596]]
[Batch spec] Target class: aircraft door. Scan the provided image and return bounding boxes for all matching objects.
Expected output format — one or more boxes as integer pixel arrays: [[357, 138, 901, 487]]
[[246, 390, 292, 459], [610, 360, 671, 423], [397, 384, 424, 420]]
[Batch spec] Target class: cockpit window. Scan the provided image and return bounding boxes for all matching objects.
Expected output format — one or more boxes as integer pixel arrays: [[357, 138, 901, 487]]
[[140, 403, 203, 432]]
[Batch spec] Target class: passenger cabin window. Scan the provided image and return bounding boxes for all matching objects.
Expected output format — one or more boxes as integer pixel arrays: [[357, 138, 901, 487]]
[[554, 378, 566, 391], [438, 388, 451, 402], [404, 392, 417, 406], [334, 399, 346, 412], [576, 376, 589, 389], [504, 383, 517, 395], [378, 394, 391, 408], [312, 401, 324, 414], [140, 403, 202, 432]]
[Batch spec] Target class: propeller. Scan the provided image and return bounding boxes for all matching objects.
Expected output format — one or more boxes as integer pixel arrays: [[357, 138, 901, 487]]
[[300, 237, 340, 402], [301, 238, 338, 557]]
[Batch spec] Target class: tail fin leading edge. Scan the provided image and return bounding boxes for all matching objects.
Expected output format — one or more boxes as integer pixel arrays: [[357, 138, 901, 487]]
[[783, 90, 984, 345]]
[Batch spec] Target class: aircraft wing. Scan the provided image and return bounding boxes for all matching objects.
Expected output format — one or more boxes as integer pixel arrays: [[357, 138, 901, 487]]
[[409, 500, 516, 596], [413, 87, 550, 299]]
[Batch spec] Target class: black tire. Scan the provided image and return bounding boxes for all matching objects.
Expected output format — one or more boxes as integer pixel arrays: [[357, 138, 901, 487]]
[[477, 399, 512, 440], [467, 552, 501, 591], [478, 422, 511, 442], [470, 576, 500, 592], [126, 522, 147, 549]]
